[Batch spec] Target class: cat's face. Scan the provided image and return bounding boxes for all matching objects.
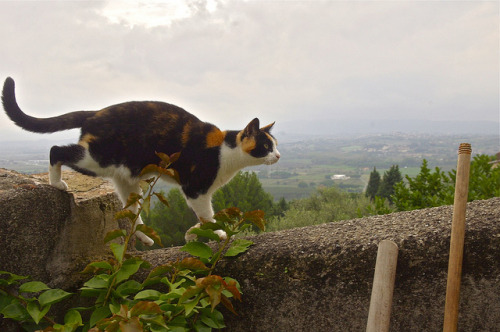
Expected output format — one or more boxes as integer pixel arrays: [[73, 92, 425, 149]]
[[239, 118, 280, 165]]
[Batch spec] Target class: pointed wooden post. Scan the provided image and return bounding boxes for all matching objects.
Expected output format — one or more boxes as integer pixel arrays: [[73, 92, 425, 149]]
[[366, 240, 399, 332], [443, 143, 471, 332]]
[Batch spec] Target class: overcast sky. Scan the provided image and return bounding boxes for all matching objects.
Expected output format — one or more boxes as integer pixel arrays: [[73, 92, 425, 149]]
[[0, 0, 498, 141]]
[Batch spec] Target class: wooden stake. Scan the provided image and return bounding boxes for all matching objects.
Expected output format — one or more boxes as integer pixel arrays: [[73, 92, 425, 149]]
[[366, 240, 399, 332], [443, 143, 472, 332]]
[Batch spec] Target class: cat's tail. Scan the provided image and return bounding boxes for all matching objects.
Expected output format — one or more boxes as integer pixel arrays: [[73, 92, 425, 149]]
[[2, 77, 97, 133]]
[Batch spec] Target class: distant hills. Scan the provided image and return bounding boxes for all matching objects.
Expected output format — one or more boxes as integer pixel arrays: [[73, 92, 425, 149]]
[[277, 118, 499, 141]]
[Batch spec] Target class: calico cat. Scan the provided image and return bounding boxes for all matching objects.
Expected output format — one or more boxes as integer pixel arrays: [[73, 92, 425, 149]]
[[2, 77, 280, 245]]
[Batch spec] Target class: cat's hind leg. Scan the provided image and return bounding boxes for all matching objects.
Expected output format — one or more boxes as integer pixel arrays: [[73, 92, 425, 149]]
[[49, 144, 87, 190], [112, 177, 155, 246], [185, 194, 227, 242]]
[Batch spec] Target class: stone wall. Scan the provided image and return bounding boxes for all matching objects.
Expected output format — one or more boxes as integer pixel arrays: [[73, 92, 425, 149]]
[[1, 169, 499, 331]]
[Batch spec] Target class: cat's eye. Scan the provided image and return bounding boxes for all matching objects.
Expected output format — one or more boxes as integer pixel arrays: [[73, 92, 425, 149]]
[[264, 144, 269, 150]]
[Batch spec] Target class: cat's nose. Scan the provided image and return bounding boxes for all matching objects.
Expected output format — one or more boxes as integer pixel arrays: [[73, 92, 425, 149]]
[[275, 151, 281, 159]]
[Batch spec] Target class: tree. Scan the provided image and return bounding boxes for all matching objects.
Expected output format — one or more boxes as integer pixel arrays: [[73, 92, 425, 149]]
[[143, 171, 285, 247], [143, 188, 198, 247], [365, 167, 381, 200], [393, 155, 500, 212], [267, 186, 372, 232], [377, 165, 403, 203], [212, 171, 275, 215], [392, 159, 449, 211], [448, 154, 500, 201]]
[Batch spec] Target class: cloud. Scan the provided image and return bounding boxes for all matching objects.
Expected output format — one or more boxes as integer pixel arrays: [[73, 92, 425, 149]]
[[0, 0, 497, 139]]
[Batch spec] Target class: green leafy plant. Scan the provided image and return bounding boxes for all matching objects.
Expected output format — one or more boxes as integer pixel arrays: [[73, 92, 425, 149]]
[[0, 152, 265, 331]]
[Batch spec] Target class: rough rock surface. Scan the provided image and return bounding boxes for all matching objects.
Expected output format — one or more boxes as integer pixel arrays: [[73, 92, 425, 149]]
[[0, 168, 126, 289], [139, 198, 500, 332], [1, 169, 499, 331]]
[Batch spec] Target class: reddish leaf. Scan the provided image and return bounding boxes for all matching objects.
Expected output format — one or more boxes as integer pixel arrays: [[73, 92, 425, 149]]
[[214, 207, 242, 224], [140, 164, 160, 176], [115, 209, 137, 221], [130, 301, 162, 317], [243, 210, 266, 231], [155, 151, 171, 164], [135, 224, 163, 247], [224, 280, 242, 301], [125, 193, 142, 209], [220, 295, 238, 315], [206, 285, 222, 311], [119, 316, 142, 332], [169, 152, 181, 163], [158, 167, 180, 184], [177, 257, 209, 271], [153, 192, 169, 207]]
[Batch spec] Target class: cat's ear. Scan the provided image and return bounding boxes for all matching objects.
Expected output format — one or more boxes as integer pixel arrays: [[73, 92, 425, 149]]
[[243, 118, 260, 137], [261, 121, 275, 133]]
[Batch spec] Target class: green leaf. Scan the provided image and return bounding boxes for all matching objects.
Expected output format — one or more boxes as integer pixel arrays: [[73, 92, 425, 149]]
[[115, 280, 143, 297], [26, 301, 50, 324], [188, 228, 221, 242], [1, 302, 30, 321], [139, 179, 152, 193], [200, 308, 225, 328], [110, 243, 125, 264], [142, 196, 151, 216], [134, 289, 162, 301], [180, 242, 213, 259], [82, 261, 114, 274], [19, 281, 50, 293], [194, 319, 212, 332], [114, 258, 144, 285], [83, 274, 111, 289], [0, 271, 29, 285], [38, 289, 72, 307], [65, 309, 83, 326], [182, 295, 202, 316], [179, 286, 204, 305], [146, 264, 174, 280], [104, 229, 127, 244], [225, 239, 254, 257], [90, 306, 112, 327]]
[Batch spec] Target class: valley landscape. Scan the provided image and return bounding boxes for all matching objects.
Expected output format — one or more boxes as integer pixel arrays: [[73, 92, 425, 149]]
[[1, 133, 498, 201]]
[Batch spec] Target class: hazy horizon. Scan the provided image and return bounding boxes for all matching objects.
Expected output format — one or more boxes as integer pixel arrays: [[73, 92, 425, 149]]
[[0, 1, 498, 141]]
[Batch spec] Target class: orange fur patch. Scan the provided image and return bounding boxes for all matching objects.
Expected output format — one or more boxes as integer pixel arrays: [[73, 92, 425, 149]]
[[236, 131, 256, 153], [206, 129, 226, 148], [181, 122, 192, 147], [78, 133, 96, 149]]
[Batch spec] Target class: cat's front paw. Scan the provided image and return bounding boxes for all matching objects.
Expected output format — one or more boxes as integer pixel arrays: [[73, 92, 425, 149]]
[[185, 223, 201, 242], [214, 229, 227, 241], [136, 231, 154, 246], [50, 180, 68, 191]]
